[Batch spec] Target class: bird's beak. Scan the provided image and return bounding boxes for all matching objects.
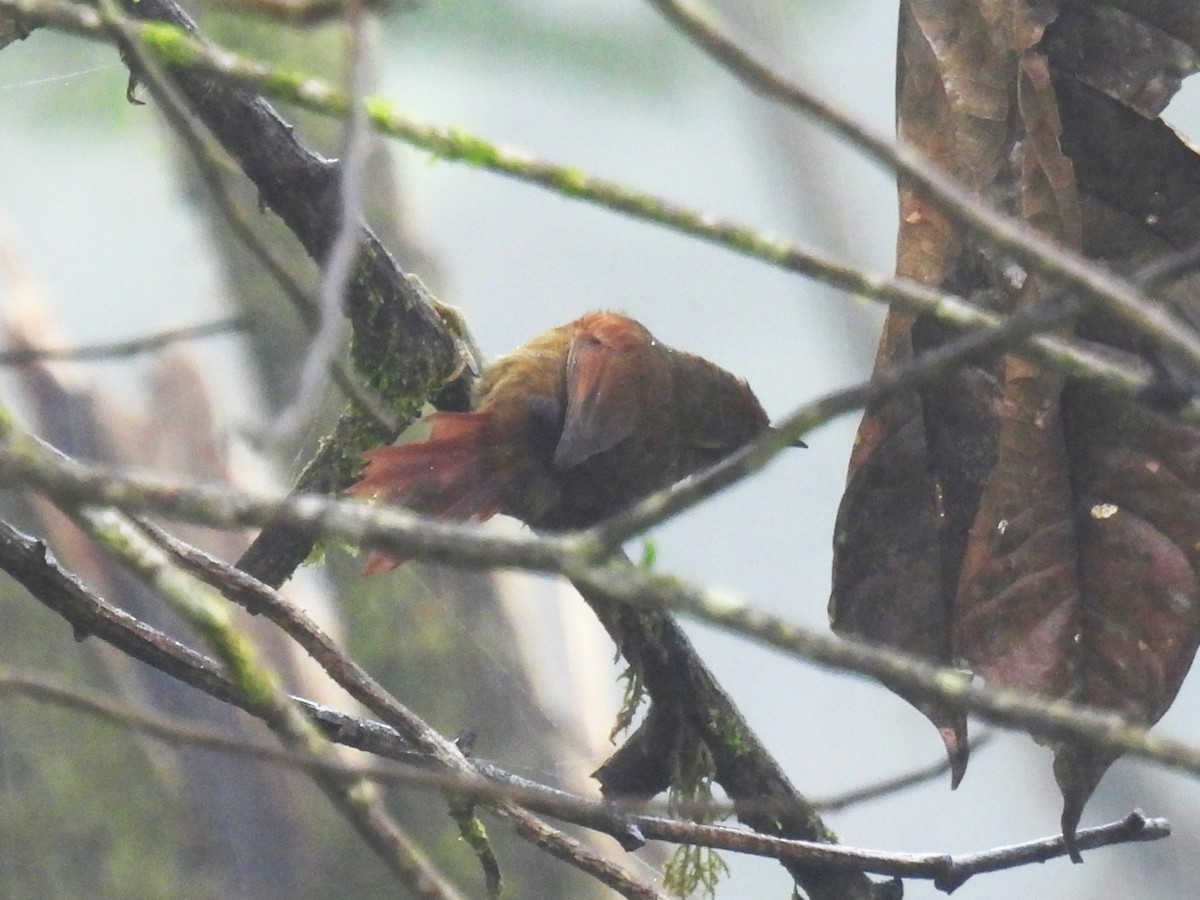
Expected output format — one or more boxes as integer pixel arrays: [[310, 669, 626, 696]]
[[769, 426, 807, 449]]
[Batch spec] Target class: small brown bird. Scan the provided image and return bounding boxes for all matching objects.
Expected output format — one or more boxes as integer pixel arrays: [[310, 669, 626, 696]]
[[350, 311, 783, 572]]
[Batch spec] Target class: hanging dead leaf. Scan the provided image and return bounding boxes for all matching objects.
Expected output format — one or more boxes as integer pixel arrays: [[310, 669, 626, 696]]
[[833, 0, 1200, 849]]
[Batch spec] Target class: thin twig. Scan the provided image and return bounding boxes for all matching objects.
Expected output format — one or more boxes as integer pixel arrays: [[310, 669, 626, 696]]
[[813, 732, 995, 813], [0, 664, 1165, 891], [7, 427, 1200, 785], [69, 488, 466, 899], [0, 317, 249, 365], [929, 811, 1167, 892], [0, 0, 1174, 406], [491, 806, 666, 900], [106, 0, 399, 433], [135, 520, 663, 899], [642, 0, 1200, 374], [0, 523, 664, 900], [268, 2, 373, 442], [629, 808, 1167, 886], [577, 285, 1182, 557]]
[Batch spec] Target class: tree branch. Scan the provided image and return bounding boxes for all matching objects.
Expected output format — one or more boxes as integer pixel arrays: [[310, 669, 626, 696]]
[[113, 0, 467, 587], [267, 0, 375, 442], [0, 515, 664, 898], [0, 0, 1174, 406], [0, 666, 1166, 892], [0, 316, 249, 364], [643, 0, 1200, 375], [812, 732, 996, 813], [72, 497, 469, 900], [6, 422, 1200, 795], [130, 522, 667, 899], [120, 30, 400, 433]]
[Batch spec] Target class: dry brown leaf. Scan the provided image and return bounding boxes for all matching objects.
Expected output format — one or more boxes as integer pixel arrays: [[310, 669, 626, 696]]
[[833, 0, 1200, 851]]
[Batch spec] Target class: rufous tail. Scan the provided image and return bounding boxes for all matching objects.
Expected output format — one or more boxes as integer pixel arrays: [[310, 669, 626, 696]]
[[348, 411, 504, 573]]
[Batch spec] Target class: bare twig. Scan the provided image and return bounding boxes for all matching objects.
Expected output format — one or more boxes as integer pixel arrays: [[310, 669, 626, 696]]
[[7, 426, 1200, 787], [642, 0, 1200, 374], [0, 317, 249, 364], [70, 487, 467, 899], [578, 286, 1183, 557], [269, 2, 373, 442], [0, 665, 1165, 892], [135, 521, 663, 899], [0, 0, 1174, 407], [102, 0, 398, 433], [490, 806, 666, 900], [813, 732, 995, 813], [929, 811, 1167, 892], [632, 808, 1167, 887], [202, 0, 400, 25], [0, 665, 421, 772]]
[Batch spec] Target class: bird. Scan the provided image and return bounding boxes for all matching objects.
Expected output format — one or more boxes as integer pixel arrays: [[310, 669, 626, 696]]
[[349, 311, 789, 573]]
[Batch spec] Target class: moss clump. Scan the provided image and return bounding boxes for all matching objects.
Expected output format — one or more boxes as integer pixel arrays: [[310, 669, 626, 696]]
[[663, 738, 728, 899]]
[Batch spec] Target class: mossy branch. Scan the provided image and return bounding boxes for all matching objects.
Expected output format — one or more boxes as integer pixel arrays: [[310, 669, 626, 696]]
[[0, 0, 1187, 403], [69, 506, 467, 899], [4, 414, 1200, 809], [0, 529, 1173, 891]]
